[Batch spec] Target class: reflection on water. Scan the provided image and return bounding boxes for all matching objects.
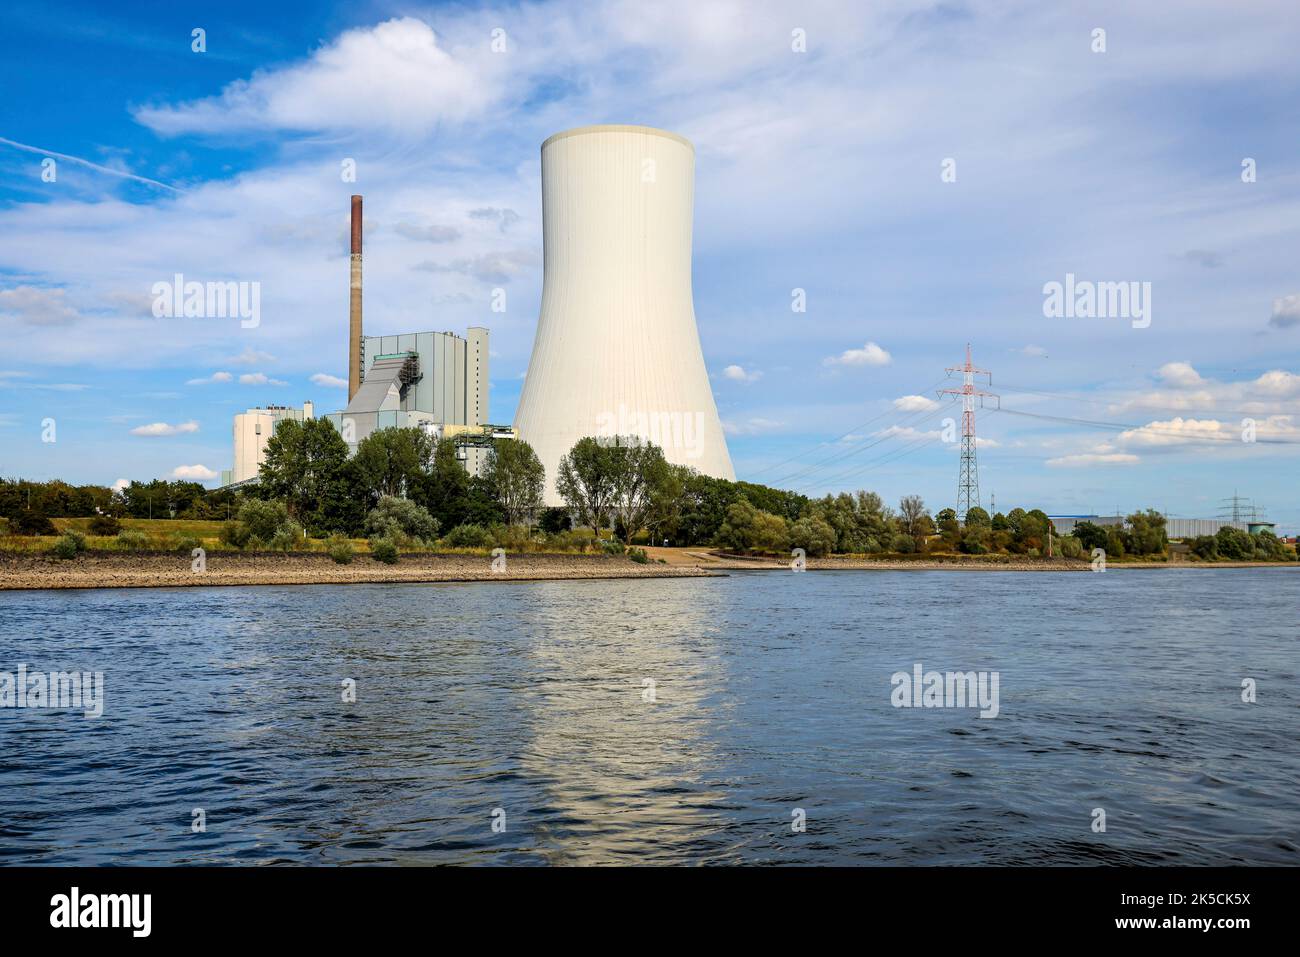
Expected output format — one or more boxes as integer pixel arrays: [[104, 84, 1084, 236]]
[[0, 569, 1296, 865]]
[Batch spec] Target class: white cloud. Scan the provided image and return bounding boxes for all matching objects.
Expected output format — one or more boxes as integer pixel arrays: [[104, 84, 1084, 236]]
[[0, 286, 81, 326], [231, 348, 275, 365], [722, 364, 761, 383], [171, 464, 218, 480], [1269, 293, 1300, 329], [133, 18, 500, 137], [824, 341, 891, 367], [239, 372, 287, 386], [1018, 344, 1048, 357], [1252, 369, 1300, 396], [130, 420, 200, 437], [111, 478, 130, 492], [1046, 452, 1141, 468], [1156, 361, 1205, 387], [310, 373, 348, 389], [187, 371, 234, 385], [893, 394, 939, 412]]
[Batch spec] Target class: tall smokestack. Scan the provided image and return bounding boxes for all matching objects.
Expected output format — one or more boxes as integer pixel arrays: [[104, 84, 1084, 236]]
[[348, 194, 363, 400]]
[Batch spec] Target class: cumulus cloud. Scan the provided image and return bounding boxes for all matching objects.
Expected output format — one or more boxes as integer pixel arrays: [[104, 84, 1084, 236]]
[[310, 373, 347, 389], [893, 394, 939, 412], [130, 420, 200, 437], [468, 207, 521, 232], [824, 341, 891, 367], [187, 371, 234, 385], [722, 364, 761, 383], [0, 286, 81, 326], [133, 18, 499, 137], [1046, 452, 1141, 468], [1117, 417, 1230, 447], [171, 464, 218, 480], [239, 372, 287, 386], [1156, 361, 1205, 388], [1269, 293, 1300, 329], [230, 348, 275, 365]]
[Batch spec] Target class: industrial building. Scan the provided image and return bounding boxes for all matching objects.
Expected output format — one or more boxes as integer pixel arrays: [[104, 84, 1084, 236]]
[[512, 125, 735, 504], [220, 193, 508, 488], [322, 327, 490, 453], [1048, 514, 1275, 539], [221, 402, 314, 486]]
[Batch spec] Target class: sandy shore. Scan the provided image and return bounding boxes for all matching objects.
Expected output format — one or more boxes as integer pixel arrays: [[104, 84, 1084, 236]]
[[0, 550, 720, 591]]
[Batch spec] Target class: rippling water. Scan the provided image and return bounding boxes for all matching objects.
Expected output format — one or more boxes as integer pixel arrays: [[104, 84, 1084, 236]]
[[1, 569, 1296, 865]]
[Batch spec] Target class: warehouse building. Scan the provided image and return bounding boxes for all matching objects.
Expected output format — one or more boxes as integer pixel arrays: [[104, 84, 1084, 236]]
[[1048, 514, 1274, 540]]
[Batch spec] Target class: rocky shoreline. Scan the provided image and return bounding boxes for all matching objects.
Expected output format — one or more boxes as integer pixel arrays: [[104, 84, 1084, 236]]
[[1, 549, 1293, 590], [0, 550, 720, 590]]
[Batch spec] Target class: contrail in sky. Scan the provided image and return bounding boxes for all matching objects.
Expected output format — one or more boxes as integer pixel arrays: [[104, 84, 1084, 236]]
[[0, 135, 182, 193]]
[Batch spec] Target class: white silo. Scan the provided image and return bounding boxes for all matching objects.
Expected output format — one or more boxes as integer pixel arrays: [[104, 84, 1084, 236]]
[[514, 124, 736, 503]]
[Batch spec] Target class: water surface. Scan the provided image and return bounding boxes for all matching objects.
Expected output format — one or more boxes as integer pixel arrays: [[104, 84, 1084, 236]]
[[1, 569, 1296, 865]]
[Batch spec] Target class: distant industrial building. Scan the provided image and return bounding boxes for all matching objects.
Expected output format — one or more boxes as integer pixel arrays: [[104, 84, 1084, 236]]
[[1048, 514, 1275, 539], [221, 402, 314, 486], [218, 193, 508, 490]]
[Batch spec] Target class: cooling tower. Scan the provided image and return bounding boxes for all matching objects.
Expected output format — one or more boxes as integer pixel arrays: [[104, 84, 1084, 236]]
[[514, 125, 735, 504]]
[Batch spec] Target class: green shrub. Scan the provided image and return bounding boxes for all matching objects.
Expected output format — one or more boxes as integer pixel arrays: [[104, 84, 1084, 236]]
[[364, 496, 439, 545], [11, 511, 57, 536], [238, 499, 291, 543], [116, 529, 151, 551], [244, 535, 267, 551], [891, 533, 917, 554], [88, 514, 122, 536], [220, 520, 251, 549], [600, 538, 626, 556], [168, 533, 202, 553], [267, 520, 303, 553], [326, 535, 354, 564], [790, 516, 837, 557], [369, 537, 399, 564], [1058, 535, 1083, 559], [50, 532, 82, 560], [442, 524, 494, 549], [627, 546, 649, 564], [491, 523, 533, 551]]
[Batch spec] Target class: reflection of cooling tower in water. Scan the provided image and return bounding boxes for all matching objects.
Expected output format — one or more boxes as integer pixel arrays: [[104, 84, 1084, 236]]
[[513, 125, 735, 504]]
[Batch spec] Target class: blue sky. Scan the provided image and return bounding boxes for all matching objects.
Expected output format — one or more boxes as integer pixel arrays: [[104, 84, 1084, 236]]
[[2, 0, 1299, 531]]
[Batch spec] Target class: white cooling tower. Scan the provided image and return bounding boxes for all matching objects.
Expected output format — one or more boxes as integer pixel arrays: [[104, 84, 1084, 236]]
[[514, 124, 735, 503]]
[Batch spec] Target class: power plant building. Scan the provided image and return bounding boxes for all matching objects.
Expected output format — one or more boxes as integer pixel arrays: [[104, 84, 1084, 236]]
[[323, 327, 489, 452], [222, 402, 314, 486], [513, 125, 735, 503]]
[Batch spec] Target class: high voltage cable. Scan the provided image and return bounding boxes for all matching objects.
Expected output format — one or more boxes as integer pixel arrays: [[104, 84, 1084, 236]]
[[743, 378, 949, 480], [764, 404, 949, 487]]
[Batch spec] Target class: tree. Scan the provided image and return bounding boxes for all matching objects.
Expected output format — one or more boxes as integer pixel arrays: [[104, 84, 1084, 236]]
[[790, 515, 836, 557], [353, 427, 434, 501], [643, 464, 687, 545], [898, 494, 933, 548], [485, 438, 545, 528], [412, 439, 471, 531], [935, 507, 960, 547], [609, 441, 672, 544], [716, 499, 789, 553], [258, 418, 352, 533], [1124, 509, 1168, 556], [964, 506, 991, 527], [556, 437, 618, 535], [1072, 521, 1109, 552]]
